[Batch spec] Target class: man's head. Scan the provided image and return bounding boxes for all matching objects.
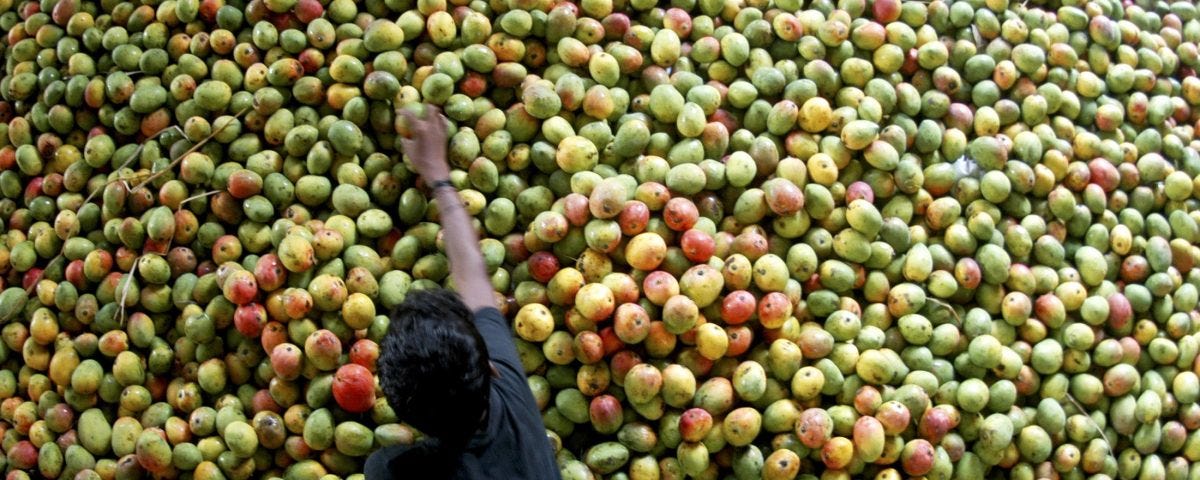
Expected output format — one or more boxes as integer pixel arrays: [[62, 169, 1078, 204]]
[[379, 289, 492, 444]]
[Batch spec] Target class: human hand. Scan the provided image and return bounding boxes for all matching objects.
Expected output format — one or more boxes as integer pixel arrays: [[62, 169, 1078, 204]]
[[398, 104, 451, 182]]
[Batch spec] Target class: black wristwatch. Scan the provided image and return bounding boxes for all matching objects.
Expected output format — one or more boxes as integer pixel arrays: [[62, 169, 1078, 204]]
[[429, 179, 455, 191]]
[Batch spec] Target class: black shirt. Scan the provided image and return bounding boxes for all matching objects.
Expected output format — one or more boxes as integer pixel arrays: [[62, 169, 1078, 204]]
[[364, 307, 561, 479]]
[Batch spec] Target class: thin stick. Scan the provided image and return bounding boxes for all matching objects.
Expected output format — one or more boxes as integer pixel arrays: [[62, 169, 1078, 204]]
[[117, 258, 139, 325], [1064, 393, 1112, 455], [179, 189, 221, 207], [926, 297, 962, 327]]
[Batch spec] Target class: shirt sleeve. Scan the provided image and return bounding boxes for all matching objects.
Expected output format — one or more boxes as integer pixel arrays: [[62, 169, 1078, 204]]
[[363, 445, 402, 480], [472, 307, 524, 375]]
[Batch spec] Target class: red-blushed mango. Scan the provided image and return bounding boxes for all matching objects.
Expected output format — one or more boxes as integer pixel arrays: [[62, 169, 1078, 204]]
[[901, 439, 936, 476], [572, 331, 604, 364], [853, 415, 886, 462], [721, 290, 756, 325], [662, 294, 699, 335], [589, 395, 623, 435], [332, 364, 375, 414], [611, 303, 649, 344], [270, 343, 303, 381], [797, 408, 835, 450], [303, 329, 341, 371], [678, 404, 718, 444]]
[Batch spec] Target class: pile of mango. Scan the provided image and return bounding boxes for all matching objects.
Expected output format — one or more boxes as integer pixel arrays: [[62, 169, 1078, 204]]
[[2, 0, 1200, 478]]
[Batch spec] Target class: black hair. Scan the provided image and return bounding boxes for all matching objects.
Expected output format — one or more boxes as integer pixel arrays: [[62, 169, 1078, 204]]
[[378, 288, 492, 474]]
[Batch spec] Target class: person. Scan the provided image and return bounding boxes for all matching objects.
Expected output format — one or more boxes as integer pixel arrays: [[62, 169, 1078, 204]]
[[364, 105, 560, 479]]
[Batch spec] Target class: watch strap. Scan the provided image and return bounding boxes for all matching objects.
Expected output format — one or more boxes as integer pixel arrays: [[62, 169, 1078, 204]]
[[428, 179, 455, 191]]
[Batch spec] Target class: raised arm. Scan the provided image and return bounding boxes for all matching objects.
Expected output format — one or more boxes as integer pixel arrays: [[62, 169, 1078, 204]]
[[399, 105, 496, 312]]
